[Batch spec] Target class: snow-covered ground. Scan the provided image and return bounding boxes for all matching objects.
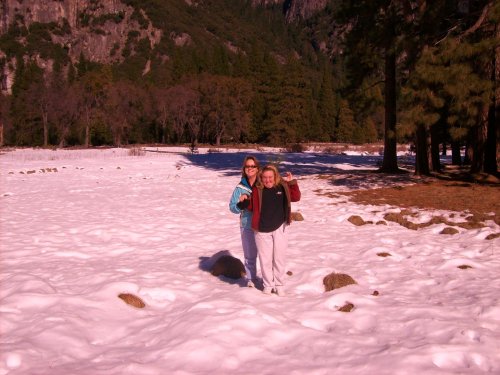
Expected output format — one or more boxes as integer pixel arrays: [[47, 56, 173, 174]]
[[1, 147, 499, 375]]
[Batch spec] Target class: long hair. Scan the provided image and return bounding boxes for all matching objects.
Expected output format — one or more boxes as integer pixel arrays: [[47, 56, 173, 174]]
[[241, 155, 260, 178], [257, 164, 282, 188]]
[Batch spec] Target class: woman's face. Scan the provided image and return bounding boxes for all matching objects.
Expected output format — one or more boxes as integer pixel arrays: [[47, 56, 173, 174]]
[[244, 159, 258, 179], [261, 170, 275, 188]]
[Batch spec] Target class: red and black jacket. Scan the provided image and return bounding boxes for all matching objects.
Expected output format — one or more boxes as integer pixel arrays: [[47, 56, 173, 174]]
[[239, 180, 301, 232]]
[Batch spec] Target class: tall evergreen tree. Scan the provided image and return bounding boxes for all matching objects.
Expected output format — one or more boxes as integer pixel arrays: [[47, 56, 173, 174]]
[[336, 99, 355, 142], [10, 59, 44, 145], [268, 56, 312, 145], [0, 93, 11, 147], [336, 0, 405, 172], [402, 1, 498, 175], [316, 63, 338, 141], [249, 43, 282, 143]]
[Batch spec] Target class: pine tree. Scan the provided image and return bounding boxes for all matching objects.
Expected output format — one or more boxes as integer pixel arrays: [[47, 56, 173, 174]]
[[0, 93, 11, 146], [402, 2, 498, 175], [316, 63, 338, 141], [335, 0, 404, 172], [10, 59, 44, 145], [268, 56, 313, 145], [249, 43, 282, 143], [336, 100, 355, 142], [362, 117, 379, 143]]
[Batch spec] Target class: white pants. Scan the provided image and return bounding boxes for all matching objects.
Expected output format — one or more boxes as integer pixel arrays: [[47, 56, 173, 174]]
[[241, 227, 258, 281], [255, 224, 288, 289]]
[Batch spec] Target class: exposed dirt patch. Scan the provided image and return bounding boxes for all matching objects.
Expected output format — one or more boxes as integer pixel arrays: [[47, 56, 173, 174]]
[[342, 181, 499, 227], [317, 165, 500, 233]]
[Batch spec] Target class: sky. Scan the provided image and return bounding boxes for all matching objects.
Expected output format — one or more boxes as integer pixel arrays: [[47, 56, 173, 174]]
[[1, 146, 499, 375]]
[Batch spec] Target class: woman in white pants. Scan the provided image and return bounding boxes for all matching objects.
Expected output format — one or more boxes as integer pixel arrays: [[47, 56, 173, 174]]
[[239, 164, 301, 296]]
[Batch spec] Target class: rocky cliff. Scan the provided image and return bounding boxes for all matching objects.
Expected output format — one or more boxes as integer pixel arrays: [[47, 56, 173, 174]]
[[0, 0, 331, 93], [0, 0, 161, 63], [0, 0, 328, 63], [0, 0, 163, 93], [250, 0, 328, 22], [285, 0, 328, 22]]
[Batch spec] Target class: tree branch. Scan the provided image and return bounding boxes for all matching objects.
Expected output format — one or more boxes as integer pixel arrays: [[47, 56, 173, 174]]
[[435, 2, 492, 45], [458, 2, 492, 41]]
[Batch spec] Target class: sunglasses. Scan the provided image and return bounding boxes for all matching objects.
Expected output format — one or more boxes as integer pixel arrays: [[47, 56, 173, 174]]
[[244, 165, 258, 169]]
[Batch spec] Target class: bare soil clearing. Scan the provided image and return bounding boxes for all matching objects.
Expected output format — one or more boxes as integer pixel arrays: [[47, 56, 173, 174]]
[[316, 165, 500, 232]]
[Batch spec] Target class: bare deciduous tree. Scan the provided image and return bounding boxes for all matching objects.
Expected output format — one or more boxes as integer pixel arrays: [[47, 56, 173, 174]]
[[151, 87, 174, 144], [166, 84, 201, 144], [198, 75, 252, 145], [105, 81, 144, 146], [50, 83, 83, 147], [77, 68, 112, 147]]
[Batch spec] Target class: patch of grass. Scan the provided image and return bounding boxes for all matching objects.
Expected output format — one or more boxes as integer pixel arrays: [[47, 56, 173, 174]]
[[128, 147, 146, 156]]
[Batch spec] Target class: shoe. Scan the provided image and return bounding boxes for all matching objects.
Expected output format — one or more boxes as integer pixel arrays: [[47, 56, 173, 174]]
[[262, 287, 273, 295], [275, 287, 286, 297], [247, 280, 255, 288]]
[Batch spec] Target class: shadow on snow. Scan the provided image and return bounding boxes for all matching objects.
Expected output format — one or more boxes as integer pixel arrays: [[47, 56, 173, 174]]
[[182, 151, 416, 189]]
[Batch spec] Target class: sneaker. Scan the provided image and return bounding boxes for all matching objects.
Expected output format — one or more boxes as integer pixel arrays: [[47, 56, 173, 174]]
[[262, 287, 273, 295], [247, 280, 255, 288], [275, 286, 286, 297]]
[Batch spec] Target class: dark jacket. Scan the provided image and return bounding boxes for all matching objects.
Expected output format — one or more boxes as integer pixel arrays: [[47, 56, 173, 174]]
[[244, 180, 301, 232]]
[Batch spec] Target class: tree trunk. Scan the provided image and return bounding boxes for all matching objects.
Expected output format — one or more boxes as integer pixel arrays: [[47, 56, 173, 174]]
[[470, 107, 488, 173], [451, 140, 462, 165], [430, 124, 441, 172], [42, 111, 48, 147], [85, 125, 90, 148], [415, 123, 430, 175], [84, 107, 91, 148], [114, 133, 121, 147], [380, 45, 399, 173], [464, 133, 473, 165], [484, 96, 498, 174], [484, 24, 499, 175], [215, 119, 224, 146], [0, 122, 3, 147]]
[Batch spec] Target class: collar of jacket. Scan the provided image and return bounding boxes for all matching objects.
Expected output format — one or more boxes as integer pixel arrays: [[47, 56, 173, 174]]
[[237, 177, 252, 193]]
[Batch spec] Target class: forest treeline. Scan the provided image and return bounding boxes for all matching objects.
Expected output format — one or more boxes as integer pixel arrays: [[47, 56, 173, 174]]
[[0, 0, 498, 176]]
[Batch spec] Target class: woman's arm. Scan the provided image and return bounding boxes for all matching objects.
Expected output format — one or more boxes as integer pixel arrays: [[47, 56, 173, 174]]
[[229, 188, 243, 214]]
